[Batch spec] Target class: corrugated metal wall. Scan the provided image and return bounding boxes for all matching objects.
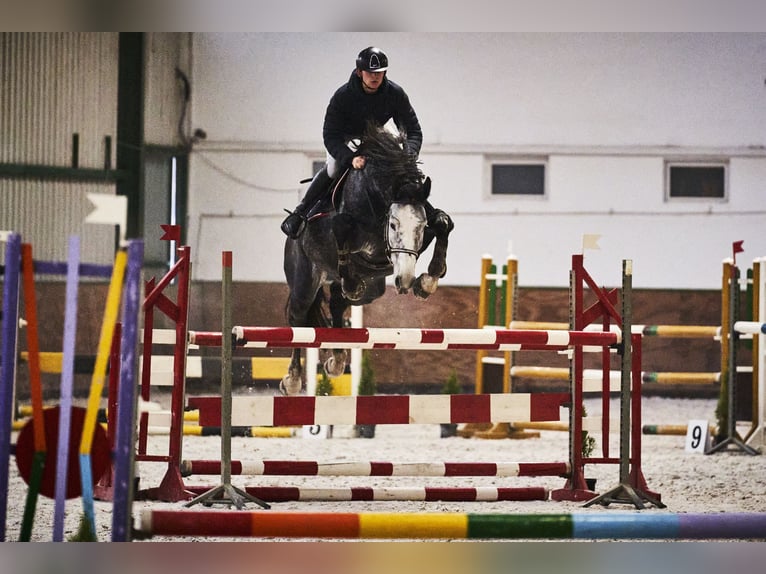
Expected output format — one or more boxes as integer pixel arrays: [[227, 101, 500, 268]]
[[0, 32, 119, 269]]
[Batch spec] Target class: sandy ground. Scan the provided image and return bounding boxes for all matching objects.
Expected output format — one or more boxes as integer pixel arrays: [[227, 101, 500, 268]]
[[4, 395, 766, 542]]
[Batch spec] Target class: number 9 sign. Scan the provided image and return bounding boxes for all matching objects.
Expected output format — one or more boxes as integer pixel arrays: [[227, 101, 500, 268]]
[[685, 420, 711, 453]]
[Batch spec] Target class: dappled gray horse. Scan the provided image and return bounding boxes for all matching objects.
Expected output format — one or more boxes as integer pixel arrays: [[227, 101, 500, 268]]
[[281, 125, 451, 394]]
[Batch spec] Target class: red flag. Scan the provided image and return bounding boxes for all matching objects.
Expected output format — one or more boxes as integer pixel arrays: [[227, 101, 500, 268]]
[[733, 240, 744, 254], [160, 224, 181, 242]]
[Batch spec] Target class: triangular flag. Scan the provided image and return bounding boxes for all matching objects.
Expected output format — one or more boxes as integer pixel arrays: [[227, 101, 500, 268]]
[[732, 240, 744, 265], [582, 234, 601, 252], [160, 224, 181, 242], [85, 193, 127, 243]]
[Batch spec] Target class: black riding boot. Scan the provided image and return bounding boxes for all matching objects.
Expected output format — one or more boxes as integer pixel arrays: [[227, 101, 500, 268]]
[[281, 167, 332, 239], [424, 201, 454, 234]]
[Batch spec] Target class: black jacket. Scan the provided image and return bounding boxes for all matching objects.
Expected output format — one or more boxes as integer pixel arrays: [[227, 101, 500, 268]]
[[322, 71, 423, 169]]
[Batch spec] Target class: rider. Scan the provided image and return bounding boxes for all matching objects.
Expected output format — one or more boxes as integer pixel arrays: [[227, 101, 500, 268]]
[[281, 46, 452, 239]]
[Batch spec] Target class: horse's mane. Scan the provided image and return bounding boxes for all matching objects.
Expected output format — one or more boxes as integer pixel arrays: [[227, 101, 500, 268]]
[[358, 123, 427, 203]]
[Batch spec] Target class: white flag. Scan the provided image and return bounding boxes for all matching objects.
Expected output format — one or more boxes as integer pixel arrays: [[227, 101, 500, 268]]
[[85, 193, 127, 242], [582, 234, 601, 252]]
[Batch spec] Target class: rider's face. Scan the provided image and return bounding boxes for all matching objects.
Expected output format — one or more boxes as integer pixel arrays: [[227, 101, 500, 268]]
[[359, 70, 385, 93]]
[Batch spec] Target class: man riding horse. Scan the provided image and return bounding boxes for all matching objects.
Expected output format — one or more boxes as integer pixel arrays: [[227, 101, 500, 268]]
[[281, 46, 453, 241]]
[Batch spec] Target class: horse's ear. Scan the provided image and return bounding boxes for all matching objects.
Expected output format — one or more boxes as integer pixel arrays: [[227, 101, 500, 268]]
[[422, 177, 431, 199]]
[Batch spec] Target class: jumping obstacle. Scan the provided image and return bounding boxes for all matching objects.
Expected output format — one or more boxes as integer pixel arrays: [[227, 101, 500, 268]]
[[707, 248, 763, 454], [181, 460, 570, 478], [139, 510, 766, 540], [0, 232, 144, 542], [188, 393, 569, 427], [180, 253, 660, 510], [183, 485, 550, 502], [742, 256, 765, 449]]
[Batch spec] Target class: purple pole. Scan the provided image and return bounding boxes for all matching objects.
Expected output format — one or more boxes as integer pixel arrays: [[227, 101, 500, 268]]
[[0, 232, 21, 542], [53, 236, 80, 541], [111, 240, 143, 542]]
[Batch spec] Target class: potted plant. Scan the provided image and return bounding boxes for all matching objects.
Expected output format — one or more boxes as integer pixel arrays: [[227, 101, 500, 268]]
[[356, 351, 377, 438], [316, 370, 334, 396], [440, 368, 461, 437]]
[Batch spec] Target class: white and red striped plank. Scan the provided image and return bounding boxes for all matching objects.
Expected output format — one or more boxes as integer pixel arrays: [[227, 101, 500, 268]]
[[181, 460, 570, 478], [190, 327, 621, 350], [187, 393, 569, 427], [184, 485, 549, 502]]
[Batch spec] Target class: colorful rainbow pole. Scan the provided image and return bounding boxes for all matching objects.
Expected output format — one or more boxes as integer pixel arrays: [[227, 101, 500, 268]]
[[52, 237, 80, 541], [19, 243, 47, 541], [140, 510, 766, 540], [0, 232, 21, 542], [76, 248, 127, 541], [111, 240, 143, 542]]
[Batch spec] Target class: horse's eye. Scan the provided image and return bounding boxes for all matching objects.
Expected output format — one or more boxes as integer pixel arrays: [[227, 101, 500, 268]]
[[390, 222, 396, 231]]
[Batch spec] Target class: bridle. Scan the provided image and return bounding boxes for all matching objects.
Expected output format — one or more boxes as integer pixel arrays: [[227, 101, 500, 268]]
[[385, 201, 423, 259]]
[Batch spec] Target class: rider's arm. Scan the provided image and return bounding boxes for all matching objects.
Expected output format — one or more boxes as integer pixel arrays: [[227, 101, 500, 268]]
[[390, 85, 423, 157], [323, 93, 356, 169]]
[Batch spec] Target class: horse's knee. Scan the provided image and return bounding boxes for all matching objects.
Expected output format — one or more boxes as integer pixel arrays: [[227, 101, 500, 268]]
[[429, 209, 454, 235]]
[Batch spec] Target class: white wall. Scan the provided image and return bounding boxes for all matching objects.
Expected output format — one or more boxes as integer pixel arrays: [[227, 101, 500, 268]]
[[188, 33, 766, 288]]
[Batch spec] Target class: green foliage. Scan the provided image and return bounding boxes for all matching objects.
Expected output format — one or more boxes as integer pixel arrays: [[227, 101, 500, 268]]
[[316, 371, 334, 396], [358, 351, 376, 395], [581, 403, 596, 458], [581, 431, 597, 458], [441, 368, 462, 395], [69, 516, 97, 542]]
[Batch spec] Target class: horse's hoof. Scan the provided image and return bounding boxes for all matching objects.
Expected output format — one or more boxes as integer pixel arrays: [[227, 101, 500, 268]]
[[280, 376, 302, 396], [413, 274, 439, 300]]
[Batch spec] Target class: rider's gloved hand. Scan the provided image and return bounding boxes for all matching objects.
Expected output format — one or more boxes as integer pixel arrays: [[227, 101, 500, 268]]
[[352, 156, 366, 170]]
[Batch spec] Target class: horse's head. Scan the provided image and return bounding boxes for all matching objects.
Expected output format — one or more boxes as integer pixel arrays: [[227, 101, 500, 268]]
[[388, 177, 431, 293]]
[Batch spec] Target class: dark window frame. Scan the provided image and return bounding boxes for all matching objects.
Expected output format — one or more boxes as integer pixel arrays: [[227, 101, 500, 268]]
[[665, 161, 728, 201], [488, 158, 548, 198]]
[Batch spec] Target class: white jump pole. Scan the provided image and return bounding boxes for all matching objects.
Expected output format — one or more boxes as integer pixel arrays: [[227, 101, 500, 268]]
[[351, 305, 363, 396]]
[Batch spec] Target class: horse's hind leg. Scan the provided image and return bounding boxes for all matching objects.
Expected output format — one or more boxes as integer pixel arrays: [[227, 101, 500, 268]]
[[323, 281, 348, 378], [280, 347, 304, 396]]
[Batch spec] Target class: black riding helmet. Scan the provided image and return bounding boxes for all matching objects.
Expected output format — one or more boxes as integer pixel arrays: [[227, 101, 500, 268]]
[[356, 47, 388, 73]]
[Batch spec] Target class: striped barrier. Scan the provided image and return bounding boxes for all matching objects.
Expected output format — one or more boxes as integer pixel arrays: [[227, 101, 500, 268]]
[[642, 424, 717, 436], [187, 393, 569, 427], [139, 510, 766, 540], [222, 326, 622, 350], [510, 321, 721, 339], [507, 365, 720, 390], [180, 460, 570, 478], [184, 486, 549, 502]]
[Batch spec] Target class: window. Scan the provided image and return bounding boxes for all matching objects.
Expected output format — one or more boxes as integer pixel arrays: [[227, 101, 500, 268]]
[[142, 147, 188, 277], [490, 161, 546, 196], [311, 159, 325, 176], [666, 163, 727, 200]]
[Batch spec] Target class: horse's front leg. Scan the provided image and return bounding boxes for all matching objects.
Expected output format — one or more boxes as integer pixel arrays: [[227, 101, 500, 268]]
[[414, 215, 452, 300], [333, 214, 365, 301], [280, 347, 304, 395], [324, 281, 349, 378]]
